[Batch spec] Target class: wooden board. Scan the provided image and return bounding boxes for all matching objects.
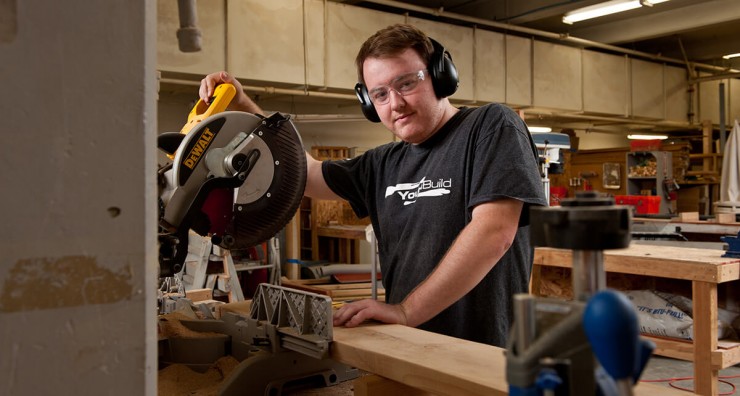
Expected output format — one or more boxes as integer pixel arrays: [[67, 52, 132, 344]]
[[331, 324, 683, 396]]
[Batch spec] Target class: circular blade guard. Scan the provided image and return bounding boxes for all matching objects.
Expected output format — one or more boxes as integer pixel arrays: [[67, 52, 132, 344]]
[[223, 113, 307, 250]]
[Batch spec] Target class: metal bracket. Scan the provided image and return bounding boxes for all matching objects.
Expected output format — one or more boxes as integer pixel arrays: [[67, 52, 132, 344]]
[[248, 283, 334, 359]]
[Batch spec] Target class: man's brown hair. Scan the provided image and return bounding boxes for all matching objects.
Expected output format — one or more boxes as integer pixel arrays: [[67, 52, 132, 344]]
[[355, 24, 434, 85]]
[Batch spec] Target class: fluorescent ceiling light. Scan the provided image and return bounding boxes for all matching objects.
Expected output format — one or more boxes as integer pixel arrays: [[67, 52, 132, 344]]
[[528, 126, 552, 133], [722, 53, 740, 59], [627, 134, 668, 140], [563, 0, 642, 24]]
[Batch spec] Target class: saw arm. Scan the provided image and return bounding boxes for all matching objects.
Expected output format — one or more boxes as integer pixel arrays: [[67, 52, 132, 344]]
[[157, 86, 307, 277]]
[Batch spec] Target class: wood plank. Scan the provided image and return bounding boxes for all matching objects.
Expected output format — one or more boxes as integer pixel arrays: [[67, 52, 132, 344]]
[[646, 336, 695, 362], [714, 213, 737, 224], [185, 288, 213, 302], [331, 324, 682, 396], [717, 343, 740, 369], [333, 324, 508, 395], [330, 289, 384, 298], [534, 245, 740, 283], [677, 211, 700, 222]]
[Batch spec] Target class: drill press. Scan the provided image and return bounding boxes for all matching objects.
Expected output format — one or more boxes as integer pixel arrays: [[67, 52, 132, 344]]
[[507, 191, 655, 395]]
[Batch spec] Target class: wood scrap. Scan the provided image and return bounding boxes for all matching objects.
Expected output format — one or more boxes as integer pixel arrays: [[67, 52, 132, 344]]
[[677, 211, 700, 222], [186, 288, 213, 302]]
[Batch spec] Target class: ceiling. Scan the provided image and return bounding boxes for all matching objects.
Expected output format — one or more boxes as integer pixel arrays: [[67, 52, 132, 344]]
[[164, 1, 740, 136], [327, 0, 740, 135], [340, 0, 740, 72]]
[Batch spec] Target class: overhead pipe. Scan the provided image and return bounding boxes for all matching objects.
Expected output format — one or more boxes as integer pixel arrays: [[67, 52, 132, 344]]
[[176, 0, 202, 52], [159, 77, 358, 101], [520, 108, 696, 130], [161, 75, 697, 129]]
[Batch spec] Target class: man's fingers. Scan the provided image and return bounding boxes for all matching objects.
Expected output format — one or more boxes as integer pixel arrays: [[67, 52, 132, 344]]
[[198, 72, 230, 104], [346, 310, 369, 327], [333, 300, 371, 326]]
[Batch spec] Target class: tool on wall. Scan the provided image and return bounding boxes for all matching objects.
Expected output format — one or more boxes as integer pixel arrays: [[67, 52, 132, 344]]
[[661, 152, 679, 205], [507, 192, 655, 395], [531, 132, 570, 205], [157, 83, 307, 277]]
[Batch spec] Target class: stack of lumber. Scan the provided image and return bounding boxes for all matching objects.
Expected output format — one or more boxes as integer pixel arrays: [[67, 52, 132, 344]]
[[281, 277, 384, 302]]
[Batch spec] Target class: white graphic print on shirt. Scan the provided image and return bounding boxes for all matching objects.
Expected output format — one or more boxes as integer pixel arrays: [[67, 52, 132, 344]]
[[384, 177, 452, 205]]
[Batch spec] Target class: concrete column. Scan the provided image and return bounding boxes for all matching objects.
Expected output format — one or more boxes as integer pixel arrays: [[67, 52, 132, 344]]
[[0, 1, 157, 395]]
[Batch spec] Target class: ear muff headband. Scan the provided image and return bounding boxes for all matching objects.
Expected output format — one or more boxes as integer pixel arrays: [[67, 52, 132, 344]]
[[355, 37, 459, 123]]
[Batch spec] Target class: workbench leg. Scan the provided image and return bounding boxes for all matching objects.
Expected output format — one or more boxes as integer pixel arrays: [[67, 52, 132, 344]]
[[692, 281, 718, 396], [529, 264, 542, 296]]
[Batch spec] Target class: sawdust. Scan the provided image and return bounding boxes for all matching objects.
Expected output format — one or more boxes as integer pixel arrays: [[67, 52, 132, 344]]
[[159, 312, 224, 339], [158, 356, 239, 396]]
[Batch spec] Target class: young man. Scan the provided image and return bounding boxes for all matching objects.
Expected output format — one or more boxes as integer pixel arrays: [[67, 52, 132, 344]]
[[198, 24, 547, 347]]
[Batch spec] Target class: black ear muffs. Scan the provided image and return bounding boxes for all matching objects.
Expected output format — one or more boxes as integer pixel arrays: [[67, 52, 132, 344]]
[[429, 38, 459, 98], [355, 82, 381, 123], [355, 37, 460, 123]]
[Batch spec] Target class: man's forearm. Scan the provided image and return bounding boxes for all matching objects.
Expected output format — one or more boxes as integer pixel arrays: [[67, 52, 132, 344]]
[[232, 91, 264, 115], [400, 200, 521, 327]]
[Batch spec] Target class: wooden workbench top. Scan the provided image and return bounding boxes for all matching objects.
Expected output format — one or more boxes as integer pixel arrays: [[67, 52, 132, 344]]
[[534, 244, 740, 283]]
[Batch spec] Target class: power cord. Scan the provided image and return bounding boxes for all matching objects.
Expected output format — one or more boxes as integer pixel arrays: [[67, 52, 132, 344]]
[[641, 374, 740, 394]]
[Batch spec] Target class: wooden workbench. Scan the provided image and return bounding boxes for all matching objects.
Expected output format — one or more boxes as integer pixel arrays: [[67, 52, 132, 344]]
[[533, 244, 740, 396], [332, 324, 682, 395]]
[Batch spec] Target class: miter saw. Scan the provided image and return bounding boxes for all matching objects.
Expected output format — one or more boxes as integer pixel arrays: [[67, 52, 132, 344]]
[[157, 84, 307, 277]]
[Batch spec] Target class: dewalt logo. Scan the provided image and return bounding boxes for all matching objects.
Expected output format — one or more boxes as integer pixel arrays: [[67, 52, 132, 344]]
[[183, 128, 215, 169]]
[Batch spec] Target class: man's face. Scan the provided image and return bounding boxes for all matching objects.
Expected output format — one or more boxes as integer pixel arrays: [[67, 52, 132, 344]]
[[363, 48, 448, 144]]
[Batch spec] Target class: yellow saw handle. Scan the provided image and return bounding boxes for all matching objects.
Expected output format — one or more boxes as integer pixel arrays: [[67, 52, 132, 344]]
[[179, 83, 237, 134]]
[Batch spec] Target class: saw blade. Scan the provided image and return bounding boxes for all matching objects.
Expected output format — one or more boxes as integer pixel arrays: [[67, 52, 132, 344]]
[[221, 112, 307, 250]]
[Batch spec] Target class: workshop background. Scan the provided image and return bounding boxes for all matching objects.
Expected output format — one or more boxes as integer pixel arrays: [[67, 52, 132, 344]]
[[1, 0, 739, 395]]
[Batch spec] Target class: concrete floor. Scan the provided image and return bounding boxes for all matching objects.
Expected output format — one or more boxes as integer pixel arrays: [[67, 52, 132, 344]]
[[641, 355, 740, 394]]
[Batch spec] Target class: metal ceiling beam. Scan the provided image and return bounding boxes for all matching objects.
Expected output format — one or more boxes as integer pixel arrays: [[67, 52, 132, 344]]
[[569, 0, 740, 44]]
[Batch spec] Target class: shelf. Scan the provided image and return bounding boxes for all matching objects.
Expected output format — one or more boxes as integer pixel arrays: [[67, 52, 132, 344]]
[[233, 263, 273, 272], [316, 225, 367, 240], [626, 151, 673, 215]]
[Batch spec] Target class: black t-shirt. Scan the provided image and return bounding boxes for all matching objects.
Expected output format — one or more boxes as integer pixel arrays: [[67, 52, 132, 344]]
[[322, 103, 548, 346]]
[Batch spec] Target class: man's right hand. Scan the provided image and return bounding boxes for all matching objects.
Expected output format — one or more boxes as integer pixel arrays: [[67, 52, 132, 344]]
[[198, 71, 263, 115]]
